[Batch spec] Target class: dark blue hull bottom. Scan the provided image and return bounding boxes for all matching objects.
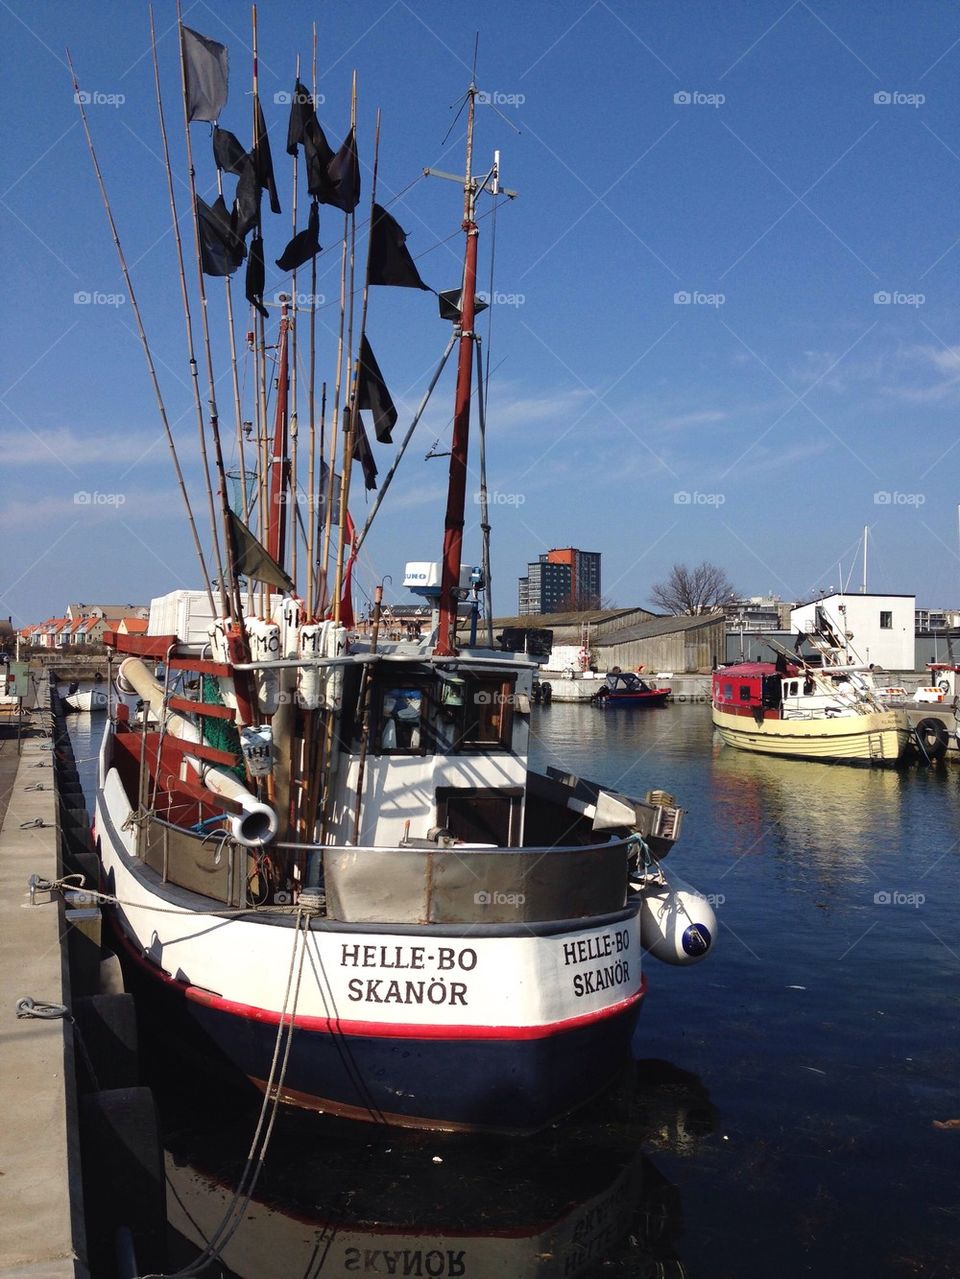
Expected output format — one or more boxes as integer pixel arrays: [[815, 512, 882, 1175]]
[[185, 998, 643, 1131]]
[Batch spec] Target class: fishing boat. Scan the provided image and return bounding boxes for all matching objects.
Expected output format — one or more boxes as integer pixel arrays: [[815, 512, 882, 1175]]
[[712, 617, 915, 764], [75, 17, 716, 1134], [591, 670, 671, 709]]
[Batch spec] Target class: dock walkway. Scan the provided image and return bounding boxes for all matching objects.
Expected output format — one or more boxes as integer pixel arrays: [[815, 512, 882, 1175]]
[[0, 703, 87, 1276]]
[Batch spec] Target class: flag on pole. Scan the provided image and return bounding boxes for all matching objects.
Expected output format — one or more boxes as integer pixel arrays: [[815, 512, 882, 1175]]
[[182, 27, 229, 123], [275, 201, 321, 271], [245, 235, 268, 317], [228, 511, 294, 591], [254, 96, 281, 215], [367, 204, 430, 289], [339, 511, 356, 628], [325, 126, 360, 213], [351, 415, 378, 490], [357, 335, 397, 443], [196, 196, 246, 276]]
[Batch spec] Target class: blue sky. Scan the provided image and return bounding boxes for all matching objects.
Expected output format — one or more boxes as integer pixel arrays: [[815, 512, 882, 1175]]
[[2, 0, 959, 627]]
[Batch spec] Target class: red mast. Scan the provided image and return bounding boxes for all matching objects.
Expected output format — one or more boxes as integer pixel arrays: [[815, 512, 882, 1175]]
[[434, 86, 479, 658], [266, 298, 291, 571]]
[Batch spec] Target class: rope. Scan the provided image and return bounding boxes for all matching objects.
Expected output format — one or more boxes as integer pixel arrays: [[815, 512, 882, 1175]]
[[28, 872, 299, 920], [137, 908, 311, 1278], [15, 996, 68, 1019]]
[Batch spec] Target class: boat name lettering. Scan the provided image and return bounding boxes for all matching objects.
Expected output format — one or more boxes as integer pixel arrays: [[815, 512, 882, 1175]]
[[340, 944, 477, 972], [347, 978, 468, 1006], [573, 960, 630, 997], [344, 1248, 466, 1275], [562, 929, 629, 967]]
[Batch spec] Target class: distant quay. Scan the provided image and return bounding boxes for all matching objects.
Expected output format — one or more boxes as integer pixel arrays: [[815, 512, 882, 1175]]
[[26, 652, 110, 682]]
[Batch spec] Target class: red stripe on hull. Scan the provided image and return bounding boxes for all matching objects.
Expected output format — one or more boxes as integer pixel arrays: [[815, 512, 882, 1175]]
[[183, 979, 647, 1041]]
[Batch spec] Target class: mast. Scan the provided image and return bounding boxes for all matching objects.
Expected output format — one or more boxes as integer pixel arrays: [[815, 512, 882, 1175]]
[[289, 56, 301, 592], [434, 82, 479, 657], [266, 300, 291, 568]]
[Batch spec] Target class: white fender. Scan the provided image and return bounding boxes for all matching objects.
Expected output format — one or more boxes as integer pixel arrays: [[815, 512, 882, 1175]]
[[207, 619, 239, 715], [247, 619, 282, 715], [297, 623, 323, 709], [637, 872, 716, 966]]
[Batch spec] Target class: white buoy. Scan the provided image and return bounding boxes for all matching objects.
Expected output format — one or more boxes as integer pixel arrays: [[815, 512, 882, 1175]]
[[637, 872, 716, 965]]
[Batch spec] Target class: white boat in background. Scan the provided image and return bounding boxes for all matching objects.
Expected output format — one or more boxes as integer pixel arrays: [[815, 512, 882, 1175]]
[[62, 685, 108, 713]]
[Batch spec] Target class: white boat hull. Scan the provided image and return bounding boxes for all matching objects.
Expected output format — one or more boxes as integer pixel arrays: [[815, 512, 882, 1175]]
[[712, 706, 910, 764], [96, 764, 648, 1132]]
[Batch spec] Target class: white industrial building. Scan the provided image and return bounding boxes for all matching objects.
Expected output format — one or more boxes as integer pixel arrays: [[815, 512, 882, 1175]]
[[791, 593, 915, 671]]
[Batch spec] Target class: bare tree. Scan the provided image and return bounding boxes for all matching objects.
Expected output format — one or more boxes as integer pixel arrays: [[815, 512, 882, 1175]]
[[649, 562, 737, 616]]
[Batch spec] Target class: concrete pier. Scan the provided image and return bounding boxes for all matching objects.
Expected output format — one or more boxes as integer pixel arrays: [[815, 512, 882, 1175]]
[[0, 701, 88, 1276]]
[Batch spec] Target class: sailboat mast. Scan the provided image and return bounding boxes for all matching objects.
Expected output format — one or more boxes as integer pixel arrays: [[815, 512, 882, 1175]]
[[434, 83, 479, 657]]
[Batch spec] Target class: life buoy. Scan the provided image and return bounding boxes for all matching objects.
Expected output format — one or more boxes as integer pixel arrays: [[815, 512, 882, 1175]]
[[937, 679, 951, 694], [915, 717, 949, 762]]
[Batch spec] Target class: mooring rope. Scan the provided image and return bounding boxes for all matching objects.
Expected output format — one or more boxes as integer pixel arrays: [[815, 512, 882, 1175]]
[[137, 907, 311, 1278]]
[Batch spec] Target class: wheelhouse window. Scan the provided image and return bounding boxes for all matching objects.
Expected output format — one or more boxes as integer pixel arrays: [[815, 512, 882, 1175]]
[[456, 674, 515, 750], [879, 611, 892, 629], [376, 683, 430, 754], [739, 684, 753, 702], [722, 682, 733, 700]]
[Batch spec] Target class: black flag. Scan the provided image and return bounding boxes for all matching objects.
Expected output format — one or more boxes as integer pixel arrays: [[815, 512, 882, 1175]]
[[182, 27, 228, 123], [357, 335, 397, 444], [246, 235, 268, 318], [351, 415, 378, 491], [213, 126, 247, 175], [325, 126, 360, 213], [367, 204, 429, 289], [197, 195, 246, 276], [275, 201, 321, 272], [254, 96, 281, 215], [228, 511, 294, 591], [285, 80, 314, 155], [304, 123, 337, 202], [233, 157, 261, 240]]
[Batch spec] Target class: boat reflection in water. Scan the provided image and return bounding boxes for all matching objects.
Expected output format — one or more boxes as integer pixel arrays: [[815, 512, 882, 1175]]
[[162, 1059, 715, 1277], [711, 741, 909, 871]]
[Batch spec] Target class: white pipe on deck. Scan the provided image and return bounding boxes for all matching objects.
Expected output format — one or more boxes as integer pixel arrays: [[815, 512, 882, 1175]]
[[118, 658, 277, 846]]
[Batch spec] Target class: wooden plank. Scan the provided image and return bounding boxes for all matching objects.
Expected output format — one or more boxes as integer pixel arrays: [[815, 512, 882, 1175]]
[[160, 735, 239, 769], [167, 694, 235, 721], [105, 631, 177, 657], [167, 657, 232, 676]]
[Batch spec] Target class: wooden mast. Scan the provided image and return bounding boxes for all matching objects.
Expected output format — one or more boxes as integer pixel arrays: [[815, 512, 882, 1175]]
[[266, 300, 291, 568], [434, 82, 479, 657]]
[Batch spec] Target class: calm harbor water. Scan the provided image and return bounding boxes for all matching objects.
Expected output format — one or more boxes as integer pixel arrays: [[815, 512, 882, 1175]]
[[68, 699, 960, 1277]]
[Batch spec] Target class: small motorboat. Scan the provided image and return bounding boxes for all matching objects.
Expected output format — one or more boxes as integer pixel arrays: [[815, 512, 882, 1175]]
[[591, 670, 671, 709], [62, 682, 108, 713]]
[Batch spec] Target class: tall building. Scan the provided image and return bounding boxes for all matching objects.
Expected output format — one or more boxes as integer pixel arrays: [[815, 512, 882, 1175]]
[[518, 548, 602, 615]]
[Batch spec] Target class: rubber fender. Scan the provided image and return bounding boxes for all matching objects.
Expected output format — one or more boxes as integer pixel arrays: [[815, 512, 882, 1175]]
[[915, 716, 948, 762], [80, 1087, 166, 1277]]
